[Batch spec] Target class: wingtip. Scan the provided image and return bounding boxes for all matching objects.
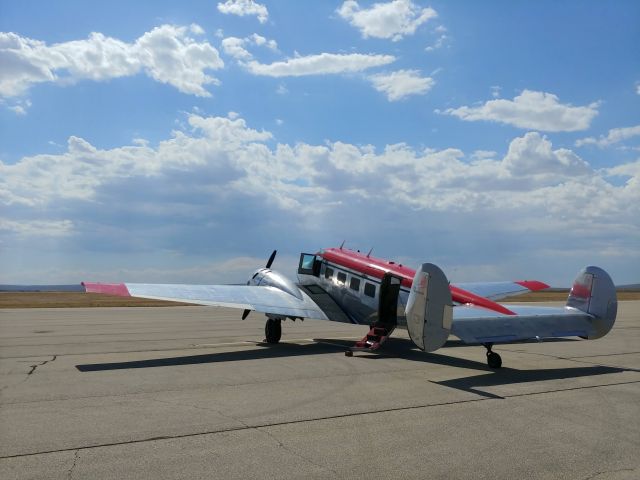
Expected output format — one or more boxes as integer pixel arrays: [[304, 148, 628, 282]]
[[515, 280, 550, 291], [83, 282, 131, 297]]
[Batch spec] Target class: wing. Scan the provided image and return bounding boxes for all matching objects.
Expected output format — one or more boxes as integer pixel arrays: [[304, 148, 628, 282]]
[[453, 280, 549, 301], [82, 282, 329, 320]]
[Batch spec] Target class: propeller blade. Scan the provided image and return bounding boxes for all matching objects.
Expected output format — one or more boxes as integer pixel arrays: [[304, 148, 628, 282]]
[[242, 309, 251, 320], [265, 250, 277, 269]]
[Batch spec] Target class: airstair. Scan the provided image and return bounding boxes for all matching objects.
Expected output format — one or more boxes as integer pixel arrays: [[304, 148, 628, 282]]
[[346, 323, 396, 355]]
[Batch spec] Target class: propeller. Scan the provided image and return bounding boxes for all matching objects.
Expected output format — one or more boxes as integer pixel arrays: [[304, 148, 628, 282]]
[[265, 249, 277, 269], [242, 250, 277, 320]]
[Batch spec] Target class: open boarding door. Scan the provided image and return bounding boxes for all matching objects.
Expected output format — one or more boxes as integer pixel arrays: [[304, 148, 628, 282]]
[[378, 273, 402, 326], [405, 263, 453, 352]]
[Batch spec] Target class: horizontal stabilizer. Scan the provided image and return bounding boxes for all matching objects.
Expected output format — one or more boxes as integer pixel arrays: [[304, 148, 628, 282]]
[[451, 266, 617, 345]]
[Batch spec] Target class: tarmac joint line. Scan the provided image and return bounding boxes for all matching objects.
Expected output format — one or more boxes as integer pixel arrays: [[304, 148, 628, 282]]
[[2, 378, 636, 460]]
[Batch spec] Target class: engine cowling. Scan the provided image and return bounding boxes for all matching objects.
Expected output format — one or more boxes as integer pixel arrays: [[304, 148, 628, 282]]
[[248, 268, 303, 300]]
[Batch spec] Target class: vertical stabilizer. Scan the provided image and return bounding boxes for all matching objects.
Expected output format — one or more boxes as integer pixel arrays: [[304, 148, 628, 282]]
[[566, 266, 617, 339], [405, 263, 453, 352]]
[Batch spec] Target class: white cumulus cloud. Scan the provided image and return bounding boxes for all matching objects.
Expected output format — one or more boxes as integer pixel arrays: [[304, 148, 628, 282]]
[[0, 25, 224, 98], [2, 115, 638, 284], [442, 90, 599, 132], [337, 0, 437, 41], [221, 33, 277, 61], [217, 0, 269, 24], [245, 52, 395, 77], [369, 69, 434, 101], [575, 125, 640, 148]]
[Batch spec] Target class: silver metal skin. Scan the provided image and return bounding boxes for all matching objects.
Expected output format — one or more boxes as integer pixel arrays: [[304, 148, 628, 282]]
[[405, 263, 453, 352], [566, 266, 617, 339], [126, 279, 328, 321], [97, 251, 617, 358], [297, 260, 618, 351], [249, 268, 303, 300]]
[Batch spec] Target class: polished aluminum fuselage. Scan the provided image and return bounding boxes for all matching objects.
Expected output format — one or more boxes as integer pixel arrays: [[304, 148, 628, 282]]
[[298, 259, 410, 327]]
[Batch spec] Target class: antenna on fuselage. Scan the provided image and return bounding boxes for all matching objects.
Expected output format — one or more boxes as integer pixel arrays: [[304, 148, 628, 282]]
[[366, 247, 373, 258], [339, 240, 345, 249]]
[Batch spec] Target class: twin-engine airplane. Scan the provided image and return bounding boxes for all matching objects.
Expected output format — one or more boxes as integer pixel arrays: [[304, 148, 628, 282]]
[[83, 246, 618, 368]]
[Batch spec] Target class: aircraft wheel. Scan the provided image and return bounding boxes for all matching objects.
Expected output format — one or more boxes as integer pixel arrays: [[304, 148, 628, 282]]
[[265, 318, 282, 344], [487, 351, 502, 369], [345, 349, 353, 357]]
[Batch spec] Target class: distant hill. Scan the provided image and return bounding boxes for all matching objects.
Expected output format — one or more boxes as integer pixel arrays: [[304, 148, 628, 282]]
[[0, 284, 84, 292]]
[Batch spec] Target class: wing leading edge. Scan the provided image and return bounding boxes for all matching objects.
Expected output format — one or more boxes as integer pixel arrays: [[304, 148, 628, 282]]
[[82, 282, 329, 320]]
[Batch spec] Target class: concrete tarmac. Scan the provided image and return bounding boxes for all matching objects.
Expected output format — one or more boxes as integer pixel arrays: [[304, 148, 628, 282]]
[[1, 302, 638, 479]]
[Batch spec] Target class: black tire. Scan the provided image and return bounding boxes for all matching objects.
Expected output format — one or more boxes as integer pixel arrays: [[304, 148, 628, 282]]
[[487, 351, 502, 369], [345, 350, 353, 357], [265, 318, 282, 344]]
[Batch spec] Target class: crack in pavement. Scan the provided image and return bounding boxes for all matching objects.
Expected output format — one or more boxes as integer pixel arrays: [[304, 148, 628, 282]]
[[66, 449, 79, 480], [257, 426, 340, 476], [498, 348, 640, 371], [582, 467, 638, 480], [0, 377, 636, 460], [151, 397, 339, 476], [0, 355, 57, 394], [27, 355, 57, 376]]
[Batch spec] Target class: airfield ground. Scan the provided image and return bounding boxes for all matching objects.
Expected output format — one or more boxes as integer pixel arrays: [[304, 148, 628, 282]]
[[0, 300, 638, 479]]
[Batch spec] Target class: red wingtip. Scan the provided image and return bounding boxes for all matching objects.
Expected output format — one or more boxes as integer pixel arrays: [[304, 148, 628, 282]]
[[82, 282, 131, 297], [515, 280, 550, 291]]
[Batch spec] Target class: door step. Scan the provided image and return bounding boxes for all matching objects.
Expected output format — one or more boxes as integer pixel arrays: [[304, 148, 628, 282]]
[[347, 325, 395, 355]]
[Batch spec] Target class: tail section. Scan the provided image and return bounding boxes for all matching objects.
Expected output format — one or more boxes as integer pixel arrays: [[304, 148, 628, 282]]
[[566, 266, 617, 339], [405, 263, 453, 352]]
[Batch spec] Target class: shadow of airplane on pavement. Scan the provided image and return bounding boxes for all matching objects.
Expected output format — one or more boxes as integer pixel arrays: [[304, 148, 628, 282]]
[[76, 336, 635, 401]]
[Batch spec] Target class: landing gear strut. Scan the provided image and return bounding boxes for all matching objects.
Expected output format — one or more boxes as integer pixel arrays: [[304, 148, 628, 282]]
[[483, 343, 502, 369], [264, 318, 282, 344]]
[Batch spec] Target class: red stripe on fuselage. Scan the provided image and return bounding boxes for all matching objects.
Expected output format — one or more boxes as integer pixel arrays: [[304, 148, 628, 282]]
[[319, 247, 517, 315]]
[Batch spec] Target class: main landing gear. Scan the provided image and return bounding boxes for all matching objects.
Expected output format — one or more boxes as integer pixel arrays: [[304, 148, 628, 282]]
[[264, 318, 282, 344], [483, 343, 502, 369]]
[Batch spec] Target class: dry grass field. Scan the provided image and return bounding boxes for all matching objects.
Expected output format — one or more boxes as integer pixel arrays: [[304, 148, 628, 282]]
[[1, 289, 639, 308], [0, 292, 193, 308]]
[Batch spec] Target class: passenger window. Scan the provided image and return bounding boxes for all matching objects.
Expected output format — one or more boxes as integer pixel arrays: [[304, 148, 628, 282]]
[[350, 277, 360, 291], [325, 267, 334, 279], [364, 282, 376, 297], [337, 272, 347, 285]]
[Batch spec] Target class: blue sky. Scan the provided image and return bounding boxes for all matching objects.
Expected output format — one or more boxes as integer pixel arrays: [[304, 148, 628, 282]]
[[1, 0, 639, 286]]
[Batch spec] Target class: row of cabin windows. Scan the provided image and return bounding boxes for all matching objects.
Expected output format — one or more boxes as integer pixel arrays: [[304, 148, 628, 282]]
[[324, 266, 376, 298]]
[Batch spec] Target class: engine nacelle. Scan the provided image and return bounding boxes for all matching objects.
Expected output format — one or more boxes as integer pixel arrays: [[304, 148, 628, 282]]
[[248, 268, 303, 300]]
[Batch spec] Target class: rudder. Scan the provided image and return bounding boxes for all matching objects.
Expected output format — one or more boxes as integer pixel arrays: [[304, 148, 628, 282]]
[[405, 263, 453, 352], [566, 266, 617, 339]]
